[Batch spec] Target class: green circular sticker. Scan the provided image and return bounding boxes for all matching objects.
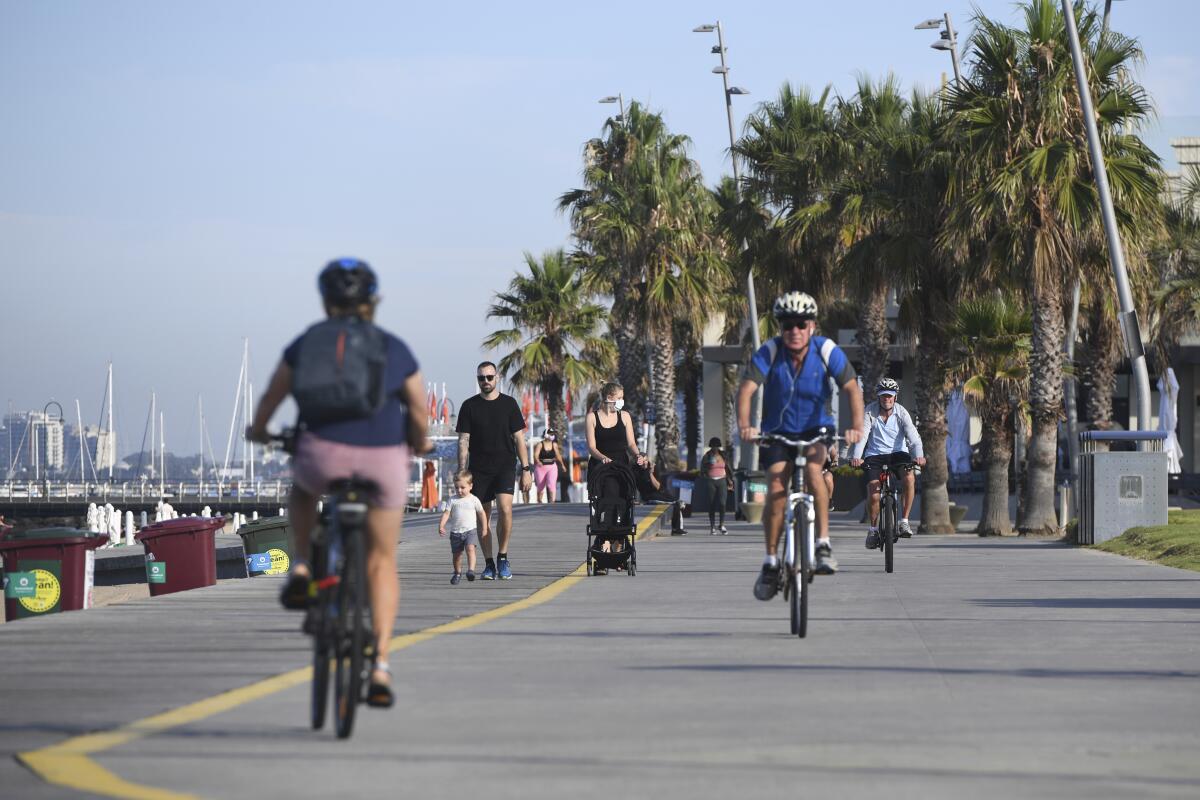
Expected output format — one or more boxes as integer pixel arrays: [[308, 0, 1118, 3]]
[[18, 569, 61, 613], [266, 548, 290, 575]]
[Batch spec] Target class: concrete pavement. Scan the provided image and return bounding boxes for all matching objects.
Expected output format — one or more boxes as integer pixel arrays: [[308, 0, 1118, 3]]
[[3, 504, 1199, 798]]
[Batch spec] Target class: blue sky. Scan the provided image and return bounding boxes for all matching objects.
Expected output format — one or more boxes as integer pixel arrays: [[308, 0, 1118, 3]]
[[2, 0, 1197, 461]]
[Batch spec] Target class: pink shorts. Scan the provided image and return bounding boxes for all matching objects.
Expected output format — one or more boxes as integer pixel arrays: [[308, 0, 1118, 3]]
[[534, 463, 558, 492], [292, 432, 411, 509]]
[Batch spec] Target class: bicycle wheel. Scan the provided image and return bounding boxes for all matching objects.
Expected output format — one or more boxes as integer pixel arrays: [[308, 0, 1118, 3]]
[[793, 517, 810, 638], [334, 534, 368, 740], [309, 544, 330, 731], [882, 495, 895, 574]]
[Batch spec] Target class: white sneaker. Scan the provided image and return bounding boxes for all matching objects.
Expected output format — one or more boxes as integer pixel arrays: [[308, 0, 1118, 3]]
[[710, 525, 717, 535], [898, 519, 914, 538], [719, 525, 728, 534]]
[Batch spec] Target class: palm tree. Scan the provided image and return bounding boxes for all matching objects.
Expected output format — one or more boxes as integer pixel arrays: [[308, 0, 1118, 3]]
[[947, 296, 1032, 536], [943, 0, 1161, 534], [830, 74, 910, 394], [561, 102, 723, 470], [483, 249, 615, 438]]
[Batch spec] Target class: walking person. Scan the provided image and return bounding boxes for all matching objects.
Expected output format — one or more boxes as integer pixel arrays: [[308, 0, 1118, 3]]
[[533, 428, 567, 504], [247, 257, 428, 709], [585, 382, 646, 574], [701, 437, 734, 534], [456, 362, 532, 580], [439, 470, 486, 584]]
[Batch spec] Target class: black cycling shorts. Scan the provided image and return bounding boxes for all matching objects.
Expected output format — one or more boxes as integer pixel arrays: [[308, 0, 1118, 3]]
[[863, 453, 915, 483], [759, 427, 830, 469], [469, 460, 517, 503]]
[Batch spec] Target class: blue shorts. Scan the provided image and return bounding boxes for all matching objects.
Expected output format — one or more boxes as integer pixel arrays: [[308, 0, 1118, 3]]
[[759, 427, 831, 469]]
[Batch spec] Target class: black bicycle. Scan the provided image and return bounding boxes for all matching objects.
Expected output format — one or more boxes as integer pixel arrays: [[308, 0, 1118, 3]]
[[270, 431, 375, 740], [872, 458, 918, 574], [757, 431, 841, 638]]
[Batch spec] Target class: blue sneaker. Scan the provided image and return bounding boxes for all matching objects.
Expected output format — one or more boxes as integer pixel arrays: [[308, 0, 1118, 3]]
[[450, 572, 462, 585], [497, 558, 512, 580], [481, 563, 496, 581]]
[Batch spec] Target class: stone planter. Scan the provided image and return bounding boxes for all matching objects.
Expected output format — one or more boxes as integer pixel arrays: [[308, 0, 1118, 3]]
[[948, 503, 968, 529], [831, 477, 866, 511], [741, 501, 764, 523]]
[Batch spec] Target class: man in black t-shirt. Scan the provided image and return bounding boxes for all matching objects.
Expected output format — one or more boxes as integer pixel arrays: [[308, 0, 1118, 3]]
[[456, 361, 532, 580]]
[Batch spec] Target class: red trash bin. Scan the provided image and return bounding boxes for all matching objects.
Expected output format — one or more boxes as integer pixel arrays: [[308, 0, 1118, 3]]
[[135, 517, 225, 597], [1, 527, 109, 622]]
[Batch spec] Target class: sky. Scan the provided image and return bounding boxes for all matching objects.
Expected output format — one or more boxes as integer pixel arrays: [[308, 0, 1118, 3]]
[[2, 0, 1198, 462]]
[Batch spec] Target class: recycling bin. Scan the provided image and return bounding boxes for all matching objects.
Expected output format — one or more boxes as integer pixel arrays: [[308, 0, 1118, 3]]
[[1, 527, 109, 622], [136, 517, 225, 597], [235, 516, 296, 576]]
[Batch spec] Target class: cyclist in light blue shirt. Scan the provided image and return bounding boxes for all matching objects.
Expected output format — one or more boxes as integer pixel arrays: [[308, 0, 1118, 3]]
[[850, 378, 927, 546], [738, 291, 864, 599]]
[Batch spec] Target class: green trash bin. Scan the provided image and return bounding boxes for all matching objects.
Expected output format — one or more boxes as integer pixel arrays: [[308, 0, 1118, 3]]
[[236, 516, 296, 576], [1, 527, 109, 622]]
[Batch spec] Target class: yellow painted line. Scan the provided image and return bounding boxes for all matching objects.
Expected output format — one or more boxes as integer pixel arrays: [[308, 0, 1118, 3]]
[[18, 504, 667, 800]]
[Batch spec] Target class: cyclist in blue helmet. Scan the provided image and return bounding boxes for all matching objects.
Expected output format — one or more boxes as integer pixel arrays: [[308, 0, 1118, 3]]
[[738, 291, 864, 597], [249, 257, 429, 709]]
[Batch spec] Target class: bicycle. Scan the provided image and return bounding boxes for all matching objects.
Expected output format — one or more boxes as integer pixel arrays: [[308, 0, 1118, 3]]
[[756, 431, 842, 638], [869, 457, 919, 574], [270, 430, 375, 740]]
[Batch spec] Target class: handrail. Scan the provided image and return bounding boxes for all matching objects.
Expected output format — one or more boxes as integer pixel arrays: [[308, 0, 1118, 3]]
[[1078, 431, 1167, 442]]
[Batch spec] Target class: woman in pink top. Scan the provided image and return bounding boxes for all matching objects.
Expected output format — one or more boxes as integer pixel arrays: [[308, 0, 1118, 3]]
[[701, 437, 734, 534]]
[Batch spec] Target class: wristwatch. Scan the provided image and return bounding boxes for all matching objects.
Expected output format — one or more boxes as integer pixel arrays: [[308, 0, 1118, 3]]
[[522, 465, 533, 472]]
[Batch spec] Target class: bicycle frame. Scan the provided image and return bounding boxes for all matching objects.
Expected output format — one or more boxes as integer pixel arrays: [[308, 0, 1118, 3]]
[[782, 455, 816, 577]]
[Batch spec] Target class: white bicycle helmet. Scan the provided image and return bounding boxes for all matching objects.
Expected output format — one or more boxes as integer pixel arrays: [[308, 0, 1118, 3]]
[[772, 291, 818, 320], [876, 378, 899, 396]]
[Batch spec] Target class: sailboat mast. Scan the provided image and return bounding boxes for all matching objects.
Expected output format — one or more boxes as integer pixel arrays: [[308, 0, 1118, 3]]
[[198, 395, 204, 483], [106, 362, 115, 480], [222, 348, 246, 477], [150, 392, 156, 480], [76, 399, 86, 483], [160, 411, 165, 491], [247, 380, 255, 483]]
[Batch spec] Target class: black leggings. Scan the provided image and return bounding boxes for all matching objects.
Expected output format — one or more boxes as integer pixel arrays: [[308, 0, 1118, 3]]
[[706, 477, 728, 527]]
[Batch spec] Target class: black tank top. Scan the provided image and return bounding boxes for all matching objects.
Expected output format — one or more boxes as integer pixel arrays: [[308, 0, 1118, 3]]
[[593, 409, 629, 464], [538, 442, 557, 464]]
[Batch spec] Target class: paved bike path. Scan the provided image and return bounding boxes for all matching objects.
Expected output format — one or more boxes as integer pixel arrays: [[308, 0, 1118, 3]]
[[7, 507, 1200, 798]]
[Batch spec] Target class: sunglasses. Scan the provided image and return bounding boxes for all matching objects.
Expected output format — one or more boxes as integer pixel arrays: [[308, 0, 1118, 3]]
[[779, 318, 812, 331], [476, 374, 496, 383]]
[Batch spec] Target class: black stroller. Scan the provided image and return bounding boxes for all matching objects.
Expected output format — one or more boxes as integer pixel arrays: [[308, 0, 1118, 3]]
[[586, 460, 638, 576]]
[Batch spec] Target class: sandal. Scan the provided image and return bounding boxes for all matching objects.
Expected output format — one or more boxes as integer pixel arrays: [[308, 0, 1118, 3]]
[[366, 663, 394, 709], [278, 563, 312, 611]]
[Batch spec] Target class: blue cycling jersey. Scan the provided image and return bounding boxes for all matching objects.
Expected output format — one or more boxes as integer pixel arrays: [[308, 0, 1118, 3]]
[[745, 335, 855, 433]]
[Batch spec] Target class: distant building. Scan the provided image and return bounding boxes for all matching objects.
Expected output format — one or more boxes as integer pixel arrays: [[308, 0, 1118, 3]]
[[1165, 137, 1200, 214], [1, 411, 65, 478]]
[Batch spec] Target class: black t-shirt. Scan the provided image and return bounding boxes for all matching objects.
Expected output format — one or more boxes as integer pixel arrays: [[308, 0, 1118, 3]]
[[456, 393, 525, 466]]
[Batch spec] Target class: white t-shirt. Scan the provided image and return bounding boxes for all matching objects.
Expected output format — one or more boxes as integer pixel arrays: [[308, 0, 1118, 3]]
[[447, 495, 485, 533]]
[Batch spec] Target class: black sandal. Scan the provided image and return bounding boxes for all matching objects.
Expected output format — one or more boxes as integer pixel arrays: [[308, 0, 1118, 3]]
[[366, 663, 394, 709], [278, 564, 312, 611]]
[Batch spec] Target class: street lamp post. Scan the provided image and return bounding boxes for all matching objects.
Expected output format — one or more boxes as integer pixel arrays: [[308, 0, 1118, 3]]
[[694, 20, 760, 468], [1060, 0, 1151, 443], [915, 14, 962, 86], [597, 94, 625, 121]]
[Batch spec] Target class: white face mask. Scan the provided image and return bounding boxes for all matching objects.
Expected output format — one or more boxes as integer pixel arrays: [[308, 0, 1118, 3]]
[[612, 398, 624, 411]]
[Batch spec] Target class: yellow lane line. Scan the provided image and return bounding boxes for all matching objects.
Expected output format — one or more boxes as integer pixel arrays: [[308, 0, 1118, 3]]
[[18, 504, 667, 800]]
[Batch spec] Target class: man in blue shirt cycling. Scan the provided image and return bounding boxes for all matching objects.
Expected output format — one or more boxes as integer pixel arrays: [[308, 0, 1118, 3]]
[[738, 291, 864, 599]]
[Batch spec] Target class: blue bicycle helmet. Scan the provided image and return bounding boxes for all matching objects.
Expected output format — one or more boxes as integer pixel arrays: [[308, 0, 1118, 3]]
[[318, 258, 378, 306]]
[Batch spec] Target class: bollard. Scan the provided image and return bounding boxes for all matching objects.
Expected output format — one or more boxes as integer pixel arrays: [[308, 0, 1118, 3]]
[[124, 511, 136, 546], [1058, 481, 1071, 533]]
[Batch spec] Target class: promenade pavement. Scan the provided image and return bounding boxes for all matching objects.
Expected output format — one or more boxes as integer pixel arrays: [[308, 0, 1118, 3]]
[[3, 503, 1199, 799]]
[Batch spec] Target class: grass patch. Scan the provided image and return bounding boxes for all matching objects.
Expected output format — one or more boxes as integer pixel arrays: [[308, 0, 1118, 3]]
[[1092, 509, 1200, 572]]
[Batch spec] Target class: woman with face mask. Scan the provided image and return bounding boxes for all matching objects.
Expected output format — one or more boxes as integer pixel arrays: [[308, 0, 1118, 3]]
[[585, 382, 646, 470], [533, 428, 567, 503]]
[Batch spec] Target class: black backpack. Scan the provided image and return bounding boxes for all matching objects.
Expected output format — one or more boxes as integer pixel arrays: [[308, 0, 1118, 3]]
[[291, 317, 388, 426]]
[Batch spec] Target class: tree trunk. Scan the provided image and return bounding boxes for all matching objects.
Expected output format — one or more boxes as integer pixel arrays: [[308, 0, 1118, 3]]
[[1081, 307, 1121, 433], [541, 374, 568, 446], [650, 329, 682, 471], [856, 281, 891, 393], [611, 285, 647, 426], [723, 363, 740, 468], [1019, 276, 1066, 535], [977, 411, 1014, 536], [913, 331, 953, 533], [680, 349, 701, 470]]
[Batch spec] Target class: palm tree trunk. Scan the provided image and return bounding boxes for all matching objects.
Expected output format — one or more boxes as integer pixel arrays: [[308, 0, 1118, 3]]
[[977, 409, 1014, 536], [913, 334, 953, 533], [680, 348, 701, 470], [650, 330, 682, 471], [611, 286, 647, 424], [1019, 276, 1066, 535], [541, 374, 568, 446], [1081, 310, 1121, 435], [856, 281, 891, 392]]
